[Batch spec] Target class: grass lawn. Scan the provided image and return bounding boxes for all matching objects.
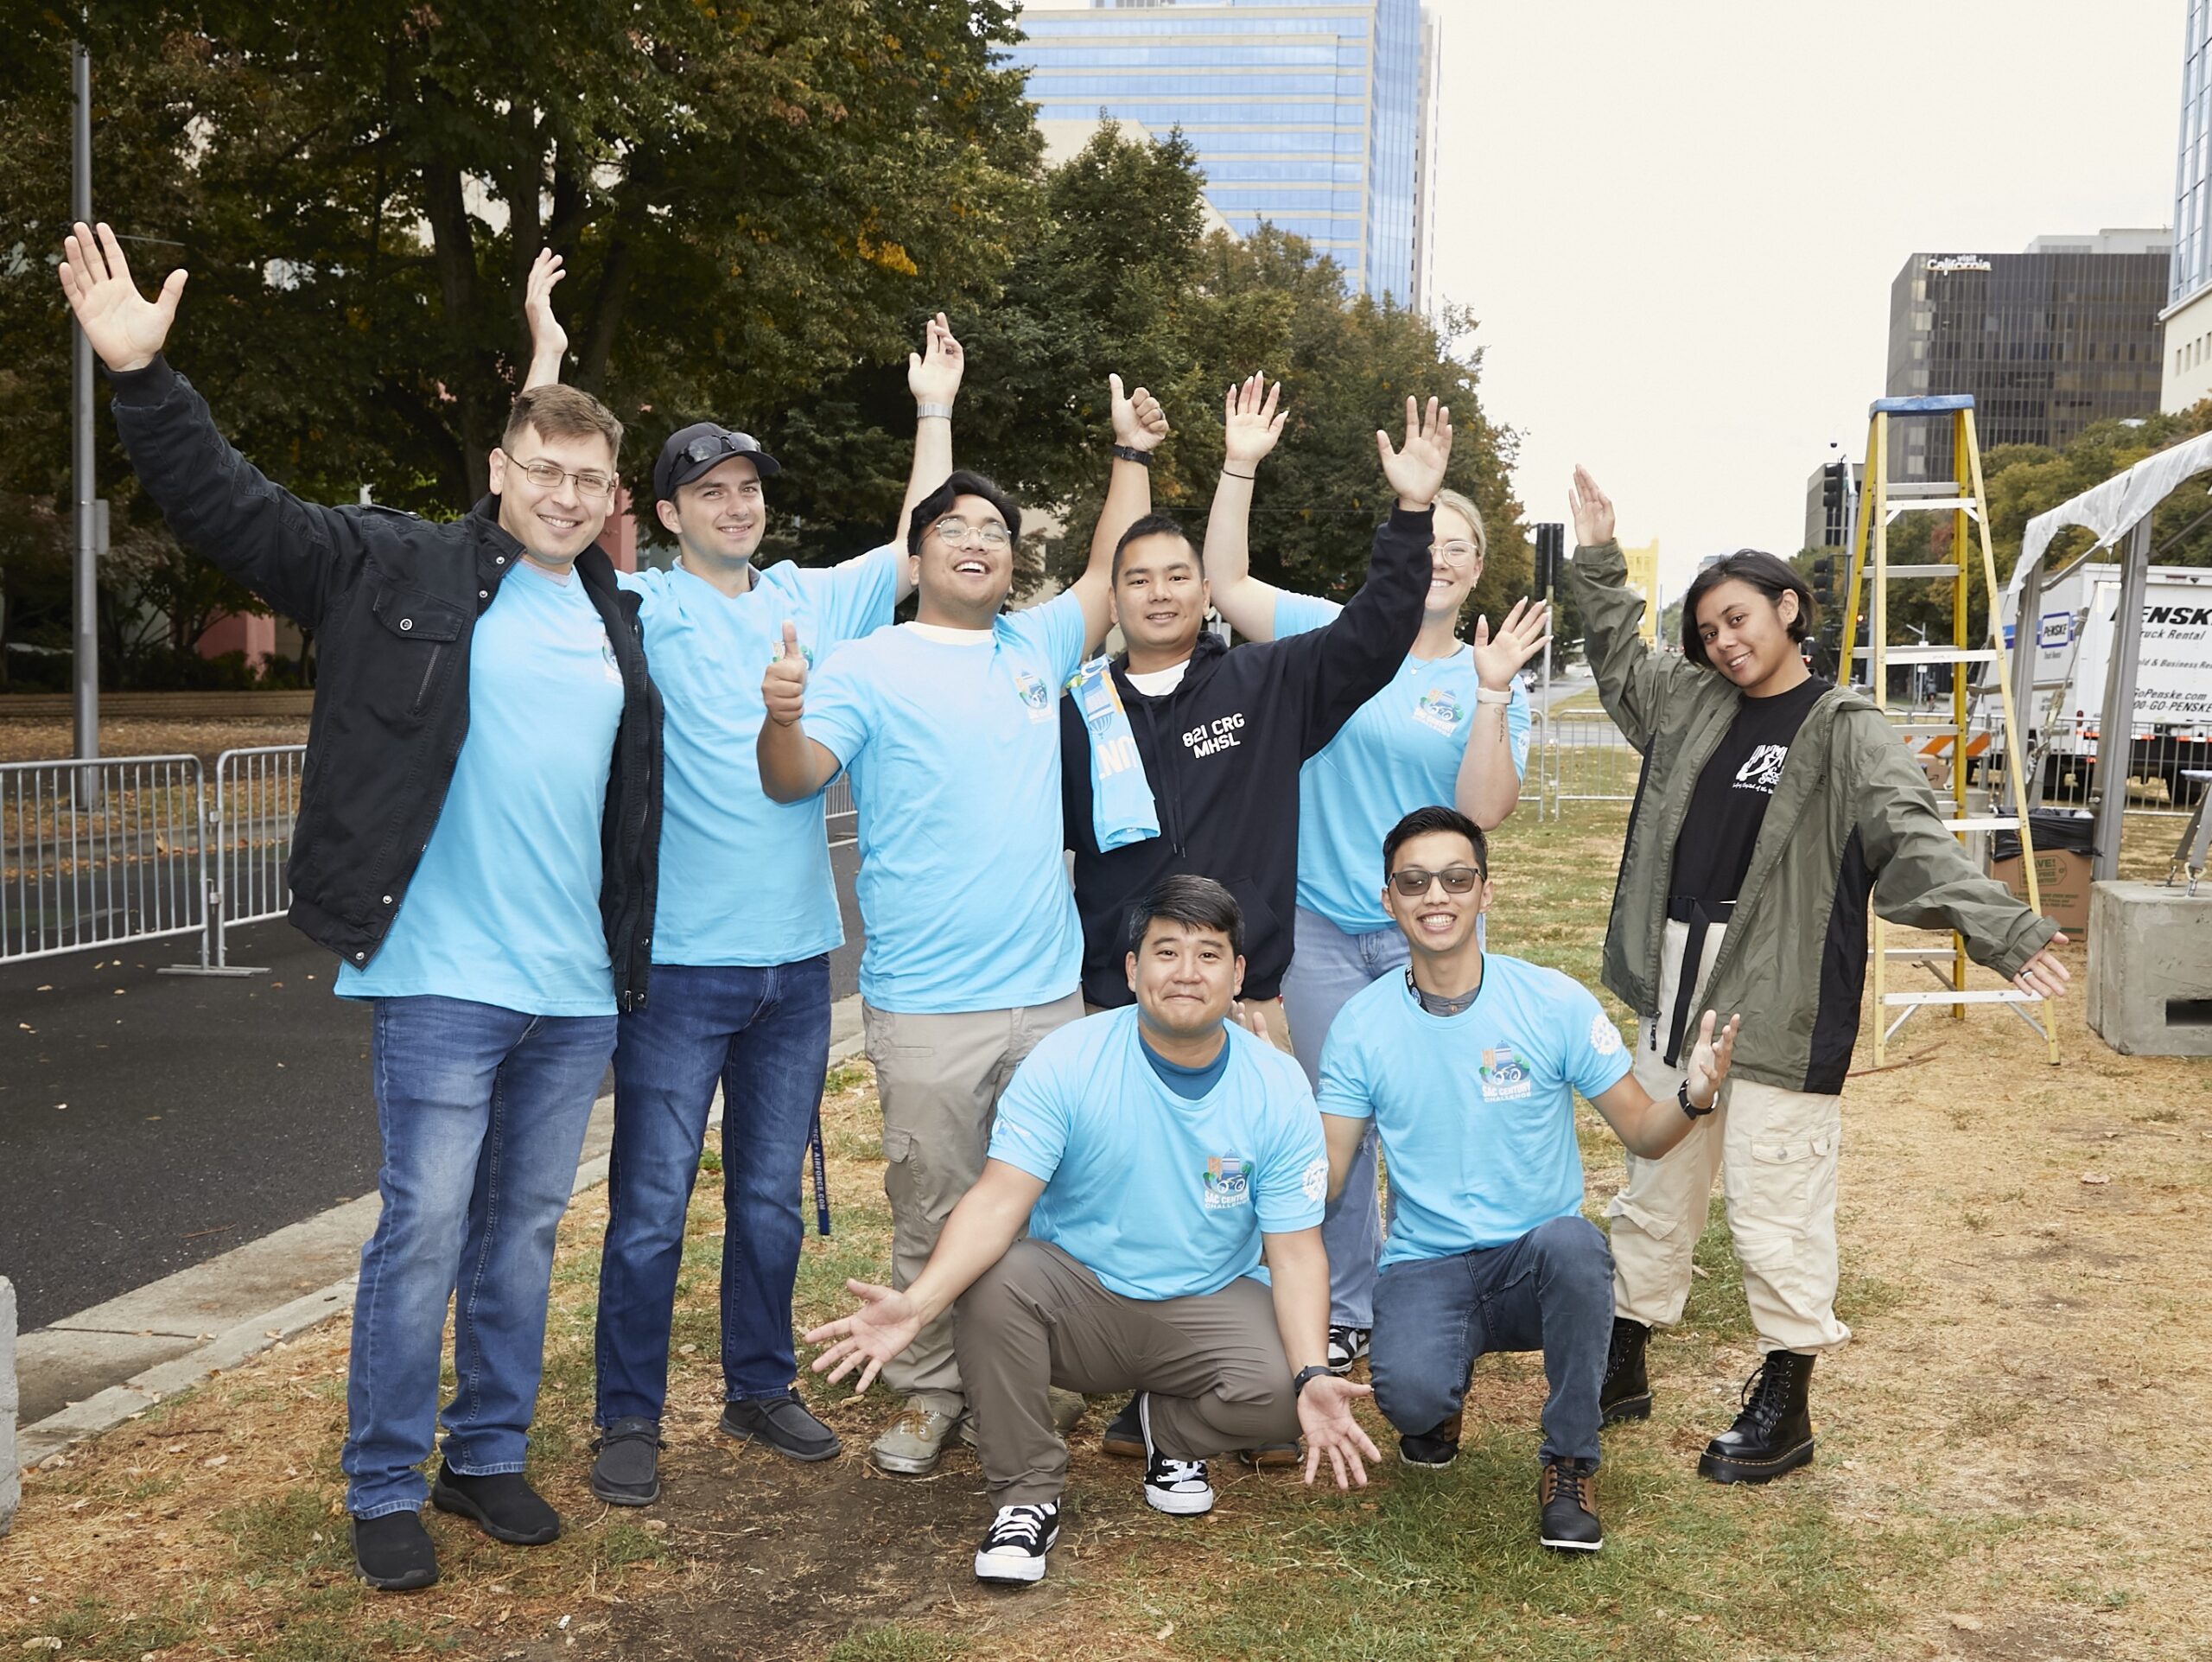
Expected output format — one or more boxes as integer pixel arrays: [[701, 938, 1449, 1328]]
[[4, 805, 2208, 1661]]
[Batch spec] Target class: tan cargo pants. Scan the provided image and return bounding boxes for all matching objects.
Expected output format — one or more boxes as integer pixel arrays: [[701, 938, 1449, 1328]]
[[862, 994, 1085, 1416], [1606, 920, 1852, 1355]]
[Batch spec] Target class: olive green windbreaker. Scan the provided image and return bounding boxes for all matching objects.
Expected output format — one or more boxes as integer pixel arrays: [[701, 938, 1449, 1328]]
[[1564, 539, 2057, 1094]]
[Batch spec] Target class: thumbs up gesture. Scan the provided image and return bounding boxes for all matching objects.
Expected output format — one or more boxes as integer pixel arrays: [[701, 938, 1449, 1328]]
[[763, 621, 808, 727]]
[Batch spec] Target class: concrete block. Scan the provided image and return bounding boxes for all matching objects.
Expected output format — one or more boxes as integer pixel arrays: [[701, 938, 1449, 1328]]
[[2087, 882, 2212, 1056], [3, 1276, 18, 1538]]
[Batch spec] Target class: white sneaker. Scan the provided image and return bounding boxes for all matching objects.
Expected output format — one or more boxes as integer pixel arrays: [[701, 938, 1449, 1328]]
[[974, 1500, 1060, 1584], [1136, 1391, 1216, 1516]]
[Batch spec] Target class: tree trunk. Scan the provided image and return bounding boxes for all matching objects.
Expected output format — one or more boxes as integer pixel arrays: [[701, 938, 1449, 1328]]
[[423, 157, 494, 500]]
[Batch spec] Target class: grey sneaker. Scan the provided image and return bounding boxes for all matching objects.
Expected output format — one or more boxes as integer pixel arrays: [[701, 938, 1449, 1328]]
[[871, 1400, 963, 1475]]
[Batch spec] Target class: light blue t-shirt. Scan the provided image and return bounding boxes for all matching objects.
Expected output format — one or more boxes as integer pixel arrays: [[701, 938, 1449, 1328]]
[[989, 1005, 1329, 1301], [1274, 590, 1532, 936], [340, 560, 625, 1016], [1315, 955, 1632, 1265], [802, 595, 1087, 1013], [619, 549, 895, 966]]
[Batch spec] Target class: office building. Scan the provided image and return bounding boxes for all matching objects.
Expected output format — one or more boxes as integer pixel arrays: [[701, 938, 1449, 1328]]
[[1006, 1, 1438, 308], [1885, 231, 2169, 478], [2165, 0, 2212, 410], [1802, 461, 1863, 551]]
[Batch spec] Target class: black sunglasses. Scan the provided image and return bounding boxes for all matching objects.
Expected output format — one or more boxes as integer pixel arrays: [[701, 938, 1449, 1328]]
[[1388, 865, 1485, 898]]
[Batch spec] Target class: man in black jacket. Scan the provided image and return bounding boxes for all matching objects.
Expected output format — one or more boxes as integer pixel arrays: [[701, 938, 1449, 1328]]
[[59, 223, 663, 1595], [1064, 387, 1441, 1459]]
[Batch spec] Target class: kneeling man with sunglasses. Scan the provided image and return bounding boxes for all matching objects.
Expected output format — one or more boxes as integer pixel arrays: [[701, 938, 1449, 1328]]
[[804, 876, 1378, 1586], [1316, 807, 1739, 1552]]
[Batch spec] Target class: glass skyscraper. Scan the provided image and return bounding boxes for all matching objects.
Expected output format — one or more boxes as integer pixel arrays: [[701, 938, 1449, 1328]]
[[1006, 1, 1434, 308], [2163, 0, 2212, 411]]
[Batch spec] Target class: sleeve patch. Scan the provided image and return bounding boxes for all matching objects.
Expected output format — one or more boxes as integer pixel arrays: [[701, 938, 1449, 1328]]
[[1301, 1156, 1330, 1203], [1590, 1010, 1623, 1056]]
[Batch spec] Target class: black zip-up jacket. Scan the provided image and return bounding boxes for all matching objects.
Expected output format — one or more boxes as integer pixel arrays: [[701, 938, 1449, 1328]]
[[1062, 503, 1433, 1006], [107, 356, 664, 1008]]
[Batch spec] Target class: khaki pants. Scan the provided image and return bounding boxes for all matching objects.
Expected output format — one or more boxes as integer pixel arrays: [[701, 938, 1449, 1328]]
[[862, 994, 1084, 1415], [955, 1239, 1300, 1504], [1607, 920, 1851, 1356]]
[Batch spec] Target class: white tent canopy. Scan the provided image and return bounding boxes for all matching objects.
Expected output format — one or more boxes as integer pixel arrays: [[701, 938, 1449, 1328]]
[[2006, 426, 2212, 601]]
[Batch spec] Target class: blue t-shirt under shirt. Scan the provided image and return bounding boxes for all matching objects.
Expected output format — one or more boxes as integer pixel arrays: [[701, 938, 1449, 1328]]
[[1274, 590, 1532, 936], [802, 594, 1088, 1013], [340, 559, 625, 1016], [620, 548, 896, 967], [1315, 954, 1633, 1265], [989, 1004, 1330, 1301]]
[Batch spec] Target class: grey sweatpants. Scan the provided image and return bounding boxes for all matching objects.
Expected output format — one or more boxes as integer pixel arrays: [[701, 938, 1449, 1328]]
[[955, 1239, 1300, 1505]]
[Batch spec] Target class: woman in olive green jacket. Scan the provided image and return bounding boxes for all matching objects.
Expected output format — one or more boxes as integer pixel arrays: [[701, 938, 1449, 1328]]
[[1561, 468, 2069, 1487]]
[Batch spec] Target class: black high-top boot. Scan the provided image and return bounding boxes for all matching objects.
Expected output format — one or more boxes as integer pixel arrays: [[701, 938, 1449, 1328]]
[[1698, 1350, 1815, 1483], [1599, 1317, 1652, 1424]]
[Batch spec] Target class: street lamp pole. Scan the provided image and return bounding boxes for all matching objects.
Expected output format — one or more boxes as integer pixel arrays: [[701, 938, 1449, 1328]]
[[72, 35, 101, 806]]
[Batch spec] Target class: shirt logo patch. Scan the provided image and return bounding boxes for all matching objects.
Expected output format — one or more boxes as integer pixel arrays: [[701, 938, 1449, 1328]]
[[599, 636, 624, 685], [1411, 686, 1465, 735], [1203, 1155, 1251, 1209], [1479, 1046, 1533, 1101], [1012, 667, 1053, 722], [1301, 1156, 1329, 1204], [1590, 1012, 1623, 1056], [1734, 743, 1789, 794]]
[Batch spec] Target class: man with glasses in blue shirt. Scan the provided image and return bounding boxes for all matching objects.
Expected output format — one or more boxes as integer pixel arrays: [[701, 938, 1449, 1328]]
[[1316, 806, 1740, 1554], [523, 277, 969, 1500], [758, 379, 1162, 1476]]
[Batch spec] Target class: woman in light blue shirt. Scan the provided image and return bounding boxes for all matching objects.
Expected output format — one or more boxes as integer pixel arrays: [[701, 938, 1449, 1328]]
[[1203, 374, 1548, 1367]]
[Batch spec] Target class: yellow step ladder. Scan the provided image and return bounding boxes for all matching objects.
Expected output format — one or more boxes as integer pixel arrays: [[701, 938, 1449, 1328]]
[[1839, 394, 2059, 1067]]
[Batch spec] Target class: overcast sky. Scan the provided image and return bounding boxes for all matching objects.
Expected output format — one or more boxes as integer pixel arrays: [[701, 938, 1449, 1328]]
[[1428, 0, 2183, 599]]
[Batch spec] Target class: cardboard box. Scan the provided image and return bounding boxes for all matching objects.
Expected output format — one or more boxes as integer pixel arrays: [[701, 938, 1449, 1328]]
[[1990, 848, 2094, 934]]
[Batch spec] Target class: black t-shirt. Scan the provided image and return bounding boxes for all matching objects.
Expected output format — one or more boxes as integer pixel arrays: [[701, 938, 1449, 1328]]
[[1668, 676, 1832, 910]]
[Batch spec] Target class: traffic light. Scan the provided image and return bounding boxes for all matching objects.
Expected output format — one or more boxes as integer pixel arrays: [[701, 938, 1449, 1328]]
[[1810, 556, 1835, 607], [1820, 462, 1847, 547], [1532, 522, 1564, 598]]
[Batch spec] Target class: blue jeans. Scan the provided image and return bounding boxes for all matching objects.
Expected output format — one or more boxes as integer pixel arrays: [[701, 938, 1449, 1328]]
[[1368, 1214, 1613, 1466], [343, 997, 615, 1518], [594, 957, 832, 1423], [1282, 907, 1411, 1328]]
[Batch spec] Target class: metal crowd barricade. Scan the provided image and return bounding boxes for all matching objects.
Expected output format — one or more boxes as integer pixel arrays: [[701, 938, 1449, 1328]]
[[0, 754, 207, 965], [200, 744, 307, 973], [1540, 709, 1640, 819]]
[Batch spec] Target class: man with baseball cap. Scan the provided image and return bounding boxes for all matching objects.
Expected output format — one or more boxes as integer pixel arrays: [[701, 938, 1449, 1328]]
[[524, 284, 963, 1501]]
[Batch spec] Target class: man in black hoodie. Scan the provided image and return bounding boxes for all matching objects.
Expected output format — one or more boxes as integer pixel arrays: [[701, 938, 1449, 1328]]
[[1062, 386, 1442, 1028]]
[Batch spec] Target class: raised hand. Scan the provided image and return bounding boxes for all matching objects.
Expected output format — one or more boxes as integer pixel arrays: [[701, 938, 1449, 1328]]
[[2014, 934, 2071, 998], [1110, 373, 1170, 454], [1223, 373, 1287, 470], [762, 621, 808, 727], [908, 311, 964, 409], [1568, 465, 1615, 547], [57, 221, 186, 374], [1376, 395, 1452, 511], [1297, 1373, 1383, 1490], [523, 248, 568, 364], [1685, 1009, 1744, 1111], [802, 1279, 925, 1396], [1471, 597, 1552, 691]]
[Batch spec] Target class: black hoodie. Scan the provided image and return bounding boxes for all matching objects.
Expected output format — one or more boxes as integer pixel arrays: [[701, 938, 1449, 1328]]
[[1061, 504, 1433, 1005]]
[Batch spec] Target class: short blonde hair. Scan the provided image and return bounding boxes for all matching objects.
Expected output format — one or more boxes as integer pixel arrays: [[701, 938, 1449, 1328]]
[[1433, 488, 1487, 561]]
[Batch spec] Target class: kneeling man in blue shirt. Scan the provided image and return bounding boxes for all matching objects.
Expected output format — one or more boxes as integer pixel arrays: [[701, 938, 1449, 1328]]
[[1317, 806, 1739, 1553], [805, 876, 1379, 1585]]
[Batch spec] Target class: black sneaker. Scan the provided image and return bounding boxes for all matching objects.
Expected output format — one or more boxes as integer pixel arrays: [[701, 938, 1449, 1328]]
[[1326, 1326, 1370, 1373], [1400, 1410, 1462, 1468], [589, 1417, 664, 1506], [1538, 1456, 1603, 1552], [1100, 1393, 1146, 1459], [1136, 1392, 1215, 1516], [721, 1391, 842, 1462], [352, 1510, 438, 1591], [429, 1464, 561, 1546], [1600, 1317, 1653, 1424], [973, 1500, 1061, 1585]]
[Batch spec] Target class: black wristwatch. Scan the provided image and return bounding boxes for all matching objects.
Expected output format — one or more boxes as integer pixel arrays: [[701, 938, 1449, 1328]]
[[1111, 443, 1155, 467], [1679, 1077, 1714, 1120], [1292, 1363, 1333, 1397]]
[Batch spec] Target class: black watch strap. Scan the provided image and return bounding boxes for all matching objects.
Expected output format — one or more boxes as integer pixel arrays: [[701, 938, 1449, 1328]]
[[1292, 1362, 1332, 1397], [1679, 1077, 1714, 1119], [1111, 443, 1155, 467]]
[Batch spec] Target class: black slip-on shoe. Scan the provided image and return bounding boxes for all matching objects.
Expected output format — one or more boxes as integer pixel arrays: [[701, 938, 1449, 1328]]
[[590, 1417, 664, 1506], [430, 1464, 562, 1545], [1100, 1393, 1146, 1459], [721, 1391, 842, 1462], [352, 1509, 439, 1591]]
